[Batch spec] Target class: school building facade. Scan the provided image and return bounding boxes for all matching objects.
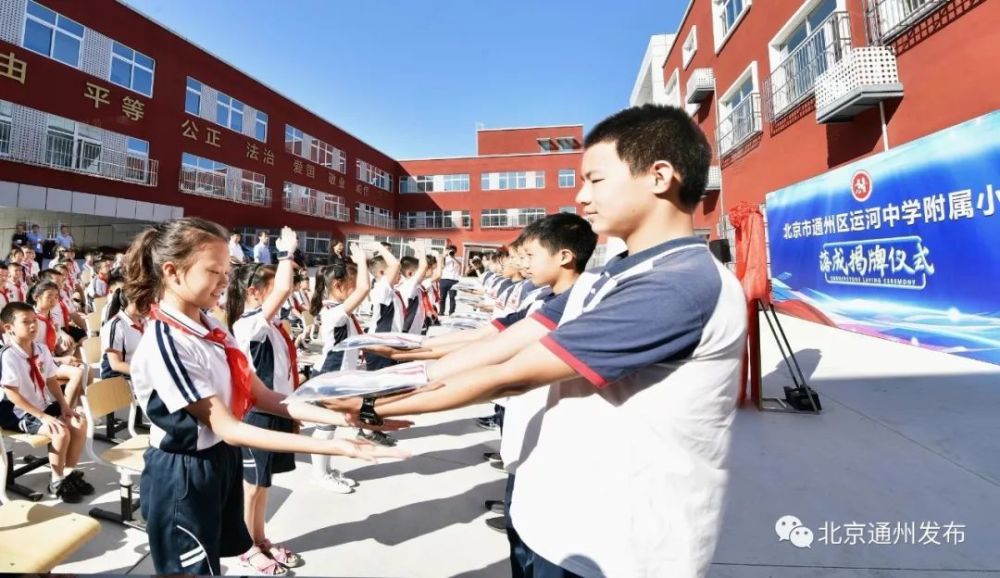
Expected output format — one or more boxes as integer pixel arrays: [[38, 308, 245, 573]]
[[630, 0, 997, 252], [0, 0, 584, 267]]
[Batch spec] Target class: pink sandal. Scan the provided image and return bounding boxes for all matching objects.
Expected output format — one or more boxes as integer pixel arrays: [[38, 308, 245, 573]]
[[240, 544, 287, 575], [262, 539, 303, 568]]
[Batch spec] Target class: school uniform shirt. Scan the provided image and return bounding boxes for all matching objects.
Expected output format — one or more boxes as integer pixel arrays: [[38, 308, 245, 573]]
[[0, 288, 8, 309], [100, 310, 145, 378], [319, 300, 363, 372], [23, 260, 40, 280], [232, 309, 294, 396], [368, 277, 405, 333], [288, 290, 308, 321], [131, 301, 235, 453], [397, 276, 425, 335], [510, 237, 747, 578], [0, 341, 57, 420], [6, 281, 27, 303], [491, 279, 517, 320], [34, 308, 64, 353], [87, 275, 109, 300], [442, 255, 462, 281]]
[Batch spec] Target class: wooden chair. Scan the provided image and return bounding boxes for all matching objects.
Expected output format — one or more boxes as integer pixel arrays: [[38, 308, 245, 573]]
[[80, 339, 128, 443], [81, 377, 149, 531], [0, 428, 50, 501], [85, 311, 103, 336], [0, 433, 101, 573]]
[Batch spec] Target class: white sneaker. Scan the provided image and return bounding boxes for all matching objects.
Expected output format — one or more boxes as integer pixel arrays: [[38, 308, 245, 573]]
[[330, 468, 357, 487], [314, 472, 353, 494]]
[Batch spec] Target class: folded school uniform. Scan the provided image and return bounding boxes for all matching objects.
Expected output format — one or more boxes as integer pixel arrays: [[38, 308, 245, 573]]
[[286, 361, 428, 401], [327, 332, 424, 352]]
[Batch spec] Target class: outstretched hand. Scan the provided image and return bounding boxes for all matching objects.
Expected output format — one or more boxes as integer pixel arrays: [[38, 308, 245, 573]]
[[329, 438, 410, 462], [275, 226, 299, 253]]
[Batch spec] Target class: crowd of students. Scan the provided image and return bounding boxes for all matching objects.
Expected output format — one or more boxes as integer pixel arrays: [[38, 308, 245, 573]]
[[0, 104, 747, 578]]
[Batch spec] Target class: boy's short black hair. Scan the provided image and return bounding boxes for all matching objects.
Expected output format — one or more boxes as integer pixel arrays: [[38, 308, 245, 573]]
[[584, 104, 712, 209], [368, 255, 387, 272], [520, 213, 598, 273], [1, 301, 34, 325], [399, 256, 418, 274], [38, 268, 61, 282]]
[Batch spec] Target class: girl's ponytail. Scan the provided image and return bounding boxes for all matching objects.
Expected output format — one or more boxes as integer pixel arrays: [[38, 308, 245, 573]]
[[309, 266, 329, 317]]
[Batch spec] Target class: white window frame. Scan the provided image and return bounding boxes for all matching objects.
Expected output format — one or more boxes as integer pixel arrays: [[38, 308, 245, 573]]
[[181, 152, 228, 198], [109, 41, 155, 97], [766, 0, 846, 113], [125, 136, 149, 182], [216, 92, 244, 133], [558, 169, 576, 189], [357, 160, 392, 192], [682, 26, 698, 69], [285, 125, 304, 156], [713, 0, 753, 54], [0, 101, 12, 157], [185, 77, 202, 115], [559, 206, 578, 214], [45, 115, 101, 173], [254, 111, 268, 142], [664, 67, 682, 107], [22, 0, 84, 68], [717, 61, 761, 154]]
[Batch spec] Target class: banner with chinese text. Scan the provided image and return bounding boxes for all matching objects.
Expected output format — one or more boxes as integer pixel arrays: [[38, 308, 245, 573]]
[[765, 110, 1000, 365]]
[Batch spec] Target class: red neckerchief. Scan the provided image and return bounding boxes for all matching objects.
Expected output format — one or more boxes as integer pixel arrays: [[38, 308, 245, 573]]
[[0, 285, 8, 301], [393, 289, 410, 320], [14, 282, 24, 302], [58, 299, 71, 329], [151, 305, 255, 419], [36, 310, 57, 353], [126, 312, 145, 335], [274, 321, 300, 390], [419, 286, 436, 321], [26, 344, 46, 396]]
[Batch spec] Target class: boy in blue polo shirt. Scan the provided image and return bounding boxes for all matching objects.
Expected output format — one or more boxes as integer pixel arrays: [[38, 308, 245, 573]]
[[345, 105, 746, 578]]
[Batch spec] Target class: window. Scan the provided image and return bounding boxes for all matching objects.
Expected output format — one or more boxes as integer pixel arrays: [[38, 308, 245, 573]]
[[125, 137, 149, 182], [718, 63, 762, 154], [355, 202, 393, 228], [713, 0, 752, 51], [109, 41, 155, 96], [558, 169, 576, 188], [185, 77, 202, 115], [357, 160, 392, 192], [23, 1, 84, 68], [0, 101, 11, 156], [538, 138, 554, 152], [44, 115, 100, 172], [769, 0, 843, 115], [400, 173, 470, 193], [443, 174, 470, 192], [555, 137, 577, 151], [181, 152, 228, 198], [310, 140, 346, 173], [664, 68, 681, 107], [480, 208, 546, 228], [559, 206, 578, 214], [481, 171, 546, 191], [398, 210, 472, 230], [216, 93, 244, 132], [682, 26, 698, 68], [285, 125, 304, 156], [255, 111, 268, 142]]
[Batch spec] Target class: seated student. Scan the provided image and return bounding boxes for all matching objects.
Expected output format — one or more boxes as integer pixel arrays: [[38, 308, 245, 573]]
[[0, 301, 93, 504], [6, 262, 28, 303], [0, 267, 10, 309], [100, 269, 127, 324], [81, 251, 98, 280], [308, 246, 370, 492], [397, 247, 429, 336], [339, 105, 747, 578], [21, 247, 40, 283], [29, 282, 87, 406], [364, 243, 402, 372], [99, 288, 145, 379], [38, 268, 88, 343], [85, 259, 111, 312]]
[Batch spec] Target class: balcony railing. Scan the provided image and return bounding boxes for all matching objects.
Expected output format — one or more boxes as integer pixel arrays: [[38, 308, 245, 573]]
[[355, 212, 395, 229], [764, 11, 851, 121], [319, 195, 350, 222], [179, 170, 271, 207], [686, 68, 716, 104], [398, 214, 470, 230], [0, 118, 158, 186], [717, 93, 762, 156], [284, 191, 350, 222], [865, 0, 949, 44]]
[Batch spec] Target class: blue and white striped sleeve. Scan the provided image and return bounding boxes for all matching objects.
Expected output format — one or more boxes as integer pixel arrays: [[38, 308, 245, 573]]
[[148, 321, 218, 412]]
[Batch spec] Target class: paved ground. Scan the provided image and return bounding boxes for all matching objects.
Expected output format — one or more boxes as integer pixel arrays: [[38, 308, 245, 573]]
[[9, 312, 1000, 576]]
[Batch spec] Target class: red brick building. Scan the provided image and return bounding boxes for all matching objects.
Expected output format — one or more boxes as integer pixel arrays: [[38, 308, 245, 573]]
[[0, 0, 583, 265], [631, 0, 997, 251]]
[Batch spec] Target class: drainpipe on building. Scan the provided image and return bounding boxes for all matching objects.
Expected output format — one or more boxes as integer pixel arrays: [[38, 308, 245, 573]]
[[878, 101, 891, 152]]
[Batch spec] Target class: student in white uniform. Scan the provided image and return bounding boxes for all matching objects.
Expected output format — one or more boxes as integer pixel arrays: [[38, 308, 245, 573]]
[[85, 259, 111, 313], [0, 301, 92, 503], [308, 245, 370, 493], [21, 247, 40, 282], [397, 247, 429, 335], [438, 244, 463, 316], [0, 268, 11, 309], [364, 244, 402, 371], [124, 219, 410, 576], [332, 105, 747, 578], [99, 289, 145, 379], [6, 262, 28, 303], [29, 281, 87, 406], [225, 230, 311, 574]]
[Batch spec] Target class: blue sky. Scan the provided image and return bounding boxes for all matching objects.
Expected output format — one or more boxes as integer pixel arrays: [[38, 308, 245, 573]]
[[123, 0, 685, 159]]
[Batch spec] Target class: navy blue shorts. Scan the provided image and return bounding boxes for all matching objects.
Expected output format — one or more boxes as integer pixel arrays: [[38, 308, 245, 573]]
[[140, 442, 252, 575], [241, 410, 296, 488], [0, 400, 61, 434], [365, 352, 397, 371]]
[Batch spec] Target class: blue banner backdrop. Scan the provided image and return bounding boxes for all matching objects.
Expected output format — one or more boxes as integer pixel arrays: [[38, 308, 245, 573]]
[[766, 109, 1000, 365]]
